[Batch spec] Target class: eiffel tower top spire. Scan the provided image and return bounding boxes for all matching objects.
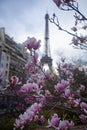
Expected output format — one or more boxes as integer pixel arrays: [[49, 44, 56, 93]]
[[40, 13, 52, 71], [44, 13, 50, 57]]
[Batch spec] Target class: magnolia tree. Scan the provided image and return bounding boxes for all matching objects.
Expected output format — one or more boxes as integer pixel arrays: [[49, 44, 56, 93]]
[[11, 1, 87, 129], [11, 36, 87, 130], [51, 0, 87, 50]]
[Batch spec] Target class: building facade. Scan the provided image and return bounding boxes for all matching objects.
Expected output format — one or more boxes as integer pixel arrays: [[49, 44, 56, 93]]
[[0, 27, 28, 88]]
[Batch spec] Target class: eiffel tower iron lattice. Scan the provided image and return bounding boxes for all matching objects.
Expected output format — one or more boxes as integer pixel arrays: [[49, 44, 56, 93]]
[[40, 13, 53, 71]]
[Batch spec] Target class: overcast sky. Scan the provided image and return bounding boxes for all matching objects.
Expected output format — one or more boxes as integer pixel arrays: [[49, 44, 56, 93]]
[[0, 0, 87, 65]]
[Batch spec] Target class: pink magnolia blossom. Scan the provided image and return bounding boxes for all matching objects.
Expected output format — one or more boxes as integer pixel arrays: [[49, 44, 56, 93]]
[[33, 39, 41, 50], [38, 95, 46, 105], [65, 88, 72, 99], [29, 103, 42, 113], [64, 0, 74, 3], [59, 120, 74, 130], [53, 0, 74, 7], [34, 115, 39, 121], [14, 103, 42, 129], [45, 70, 55, 80], [25, 37, 41, 50], [37, 77, 45, 86], [79, 114, 87, 123], [53, 0, 62, 7], [62, 69, 71, 77], [73, 98, 81, 107], [25, 37, 35, 50], [25, 62, 38, 73], [55, 80, 69, 93], [14, 118, 24, 130], [47, 114, 74, 130], [80, 102, 87, 110], [20, 83, 40, 95], [48, 113, 60, 127], [80, 102, 87, 113], [20, 83, 33, 94], [33, 83, 39, 92]]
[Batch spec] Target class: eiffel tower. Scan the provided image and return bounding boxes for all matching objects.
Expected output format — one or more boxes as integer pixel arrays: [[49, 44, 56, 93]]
[[40, 13, 52, 71]]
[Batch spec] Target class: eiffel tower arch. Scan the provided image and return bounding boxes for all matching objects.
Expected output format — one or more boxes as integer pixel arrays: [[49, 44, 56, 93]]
[[40, 13, 53, 71]]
